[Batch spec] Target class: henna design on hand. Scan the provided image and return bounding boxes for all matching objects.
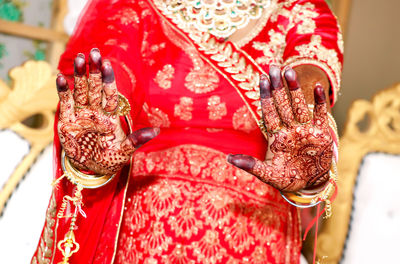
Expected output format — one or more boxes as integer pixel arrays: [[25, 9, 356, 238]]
[[228, 66, 333, 192], [57, 49, 159, 175]]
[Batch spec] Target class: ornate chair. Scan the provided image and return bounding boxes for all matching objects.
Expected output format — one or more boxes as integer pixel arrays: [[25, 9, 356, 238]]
[[0, 61, 58, 263], [316, 83, 400, 263]]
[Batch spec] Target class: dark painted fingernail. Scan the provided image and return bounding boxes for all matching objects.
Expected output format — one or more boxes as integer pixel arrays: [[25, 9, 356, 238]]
[[227, 154, 255, 172], [74, 54, 86, 76], [269, 65, 283, 90], [89, 48, 102, 73], [101, 60, 115, 83], [284, 67, 300, 91], [56, 74, 68, 92], [259, 74, 272, 99], [314, 84, 326, 104], [129, 127, 160, 148]]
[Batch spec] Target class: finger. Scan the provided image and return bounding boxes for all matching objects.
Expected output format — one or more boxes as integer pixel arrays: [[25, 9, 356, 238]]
[[73, 53, 89, 107], [227, 154, 307, 191], [284, 67, 311, 124], [101, 60, 118, 113], [259, 74, 281, 132], [88, 48, 103, 108], [270, 65, 295, 126], [313, 84, 328, 129], [120, 127, 160, 154], [56, 74, 75, 122]]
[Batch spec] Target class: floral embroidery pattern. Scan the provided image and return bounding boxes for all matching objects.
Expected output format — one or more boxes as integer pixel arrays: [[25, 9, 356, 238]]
[[288, 34, 341, 83], [291, 3, 318, 34], [192, 230, 227, 264], [159, 18, 220, 94], [207, 96, 227, 120], [174, 97, 193, 121], [116, 145, 301, 263], [109, 8, 140, 26], [143, 103, 171, 128], [141, 32, 166, 66], [185, 65, 220, 94], [154, 64, 174, 90], [232, 105, 258, 133], [253, 29, 286, 66]]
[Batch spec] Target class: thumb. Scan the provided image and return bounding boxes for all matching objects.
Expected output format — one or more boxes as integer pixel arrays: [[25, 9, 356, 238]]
[[227, 154, 302, 191], [121, 127, 160, 154]]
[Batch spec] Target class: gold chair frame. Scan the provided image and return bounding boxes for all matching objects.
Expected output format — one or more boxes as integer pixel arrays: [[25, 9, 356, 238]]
[[316, 83, 400, 263]]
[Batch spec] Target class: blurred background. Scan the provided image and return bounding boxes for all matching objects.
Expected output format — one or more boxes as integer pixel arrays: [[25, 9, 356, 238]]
[[0, 0, 399, 263]]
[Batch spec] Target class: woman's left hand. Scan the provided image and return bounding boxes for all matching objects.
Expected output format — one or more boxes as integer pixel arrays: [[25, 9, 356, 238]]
[[227, 66, 333, 192]]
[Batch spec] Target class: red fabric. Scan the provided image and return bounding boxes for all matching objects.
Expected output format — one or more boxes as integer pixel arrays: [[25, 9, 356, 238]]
[[32, 0, 342, 263]]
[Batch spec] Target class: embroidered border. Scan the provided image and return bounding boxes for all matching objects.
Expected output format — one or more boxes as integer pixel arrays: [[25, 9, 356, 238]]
[[31, 194, 57, 264]]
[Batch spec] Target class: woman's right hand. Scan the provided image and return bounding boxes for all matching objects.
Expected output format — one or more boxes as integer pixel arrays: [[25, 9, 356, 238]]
[[56, 48, 159, 175]]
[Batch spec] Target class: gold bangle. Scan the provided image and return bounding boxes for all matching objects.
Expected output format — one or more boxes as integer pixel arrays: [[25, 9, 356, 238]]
[[61, 151, 115, 189], [103, 93, 131, 116], [281, 159, 337, 208]]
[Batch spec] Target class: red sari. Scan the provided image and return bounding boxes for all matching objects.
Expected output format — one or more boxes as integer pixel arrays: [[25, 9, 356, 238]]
[[32, 1, 342, 263]]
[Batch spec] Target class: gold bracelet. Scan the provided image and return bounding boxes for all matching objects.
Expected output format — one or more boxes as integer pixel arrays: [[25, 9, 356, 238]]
[[281, 159, 337, 209], [61, 151, 116, 189]]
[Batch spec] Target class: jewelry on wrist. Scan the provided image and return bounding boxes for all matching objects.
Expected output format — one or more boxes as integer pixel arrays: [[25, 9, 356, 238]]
[[60, 150, 116, 189]]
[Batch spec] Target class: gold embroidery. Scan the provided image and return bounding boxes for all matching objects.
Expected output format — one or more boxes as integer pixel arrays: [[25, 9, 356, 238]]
[[207, 95, 227, 120], [154, 64, 175, 90], [139, 221, 172, 256], [253, 29, 286, 65], [166, 244, 192, 264], [224, 214, 255, 254], [198, 189, 234, 229], [160, 20, 220, 94], [185, 65, 220, 94], [115, 232, 144, 263], [109, 8, 140, 26], [119, 61, 137, 89], [158, 0, 271, 39], [232, 105, 258, 133], [250, 246, 269, 264], [206, 128, 223, 133], [143, 180, 182, 219], [143, 103, 171, 128], [284, 35, 341, 102], [234, 1, 279, 48], [116, 145, 300, 263], [152, 0, 269, 133], [253, 3, 318, 65], [150, 42, 166, 53], [292, 3, 318, 34], [123, 196, 149, 233], [141, 32, 166, 66], [191, 230, 227, 264], [167, 201, 203, 239], [32, 194, 57, 264], [174, 97, 193, 121]]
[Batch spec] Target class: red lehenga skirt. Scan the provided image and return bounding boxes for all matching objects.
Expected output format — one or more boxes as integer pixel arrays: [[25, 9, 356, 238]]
[[112, 144, 301, 264]]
